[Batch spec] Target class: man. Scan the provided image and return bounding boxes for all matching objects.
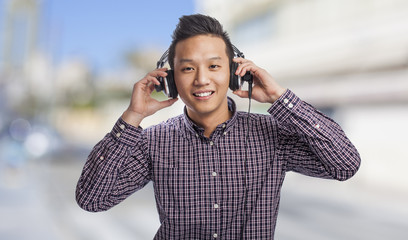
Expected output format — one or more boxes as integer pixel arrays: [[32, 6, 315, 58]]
[[76, 14, 361, 239]]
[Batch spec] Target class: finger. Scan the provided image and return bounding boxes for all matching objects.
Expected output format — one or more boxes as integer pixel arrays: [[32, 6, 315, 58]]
[[145, 70, 166, 84], [147, 81, 156, 93], [145, 75, 161, 86], [232, 89, 249, 99], [150, 68, 168, 77], [232, 57, 245, 63], [234, 60, 254, 76], [134, 77, 157, 95], [156, 67, 168, 72], [149, 69, 168, 85]]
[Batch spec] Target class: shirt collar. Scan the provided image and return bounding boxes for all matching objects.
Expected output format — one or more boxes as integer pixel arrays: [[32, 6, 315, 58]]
[[182, 97, 238, 137]]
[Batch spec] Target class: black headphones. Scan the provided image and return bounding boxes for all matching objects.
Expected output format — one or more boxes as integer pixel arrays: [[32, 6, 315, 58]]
[[155, 45, 253, 99]]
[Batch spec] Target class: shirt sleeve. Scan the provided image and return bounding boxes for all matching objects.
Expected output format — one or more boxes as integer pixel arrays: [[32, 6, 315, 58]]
[[268, 89, 361, 181], [75, 117, 151, 212]]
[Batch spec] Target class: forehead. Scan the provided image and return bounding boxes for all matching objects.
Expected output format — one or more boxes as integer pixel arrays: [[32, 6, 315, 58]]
[[174, 35, 228, 60]]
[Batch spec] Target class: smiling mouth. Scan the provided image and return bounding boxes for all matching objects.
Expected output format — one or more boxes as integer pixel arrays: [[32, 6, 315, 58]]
[[193, 91, 214, 97]]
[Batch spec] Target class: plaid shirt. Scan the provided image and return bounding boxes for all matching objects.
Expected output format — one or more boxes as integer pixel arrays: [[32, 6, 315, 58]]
[[76, 90, 360, 239]]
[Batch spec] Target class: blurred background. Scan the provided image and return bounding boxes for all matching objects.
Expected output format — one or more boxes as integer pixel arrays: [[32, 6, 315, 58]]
[[0, 0, 407, 239]]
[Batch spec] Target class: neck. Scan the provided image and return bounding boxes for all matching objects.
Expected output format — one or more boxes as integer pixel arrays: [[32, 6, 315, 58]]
[[187, 103, 231, 138]]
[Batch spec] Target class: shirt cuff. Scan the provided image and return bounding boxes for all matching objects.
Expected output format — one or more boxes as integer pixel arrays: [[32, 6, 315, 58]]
[[110, 117, 144, 147], [267, 89, 301, 122]]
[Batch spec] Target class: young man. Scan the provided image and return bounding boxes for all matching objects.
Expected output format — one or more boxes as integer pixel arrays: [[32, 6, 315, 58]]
[[76, 14, 361, 239]]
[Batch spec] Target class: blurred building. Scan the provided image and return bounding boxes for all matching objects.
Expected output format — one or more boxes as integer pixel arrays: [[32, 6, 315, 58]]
[[0, 0, 99, 139], [1, 0, 39, 72], [197, 0, 408, 107], [196, 0, 408, 192], [0, 0, 54, 119]]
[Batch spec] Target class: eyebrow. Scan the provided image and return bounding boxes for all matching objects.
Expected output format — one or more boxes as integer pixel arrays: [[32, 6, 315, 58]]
[[178, 56, 222, 64], [178, 59, 193, 64]]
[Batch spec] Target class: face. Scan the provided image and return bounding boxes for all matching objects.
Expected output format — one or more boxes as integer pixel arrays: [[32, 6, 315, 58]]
[[173, 35, 230, 121]]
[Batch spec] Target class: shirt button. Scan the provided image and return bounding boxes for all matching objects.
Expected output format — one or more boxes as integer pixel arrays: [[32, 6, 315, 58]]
[[100, 156, 104, 160], [196, 134, 199, 137], [120, 124, 125, 130], [288, 103, 294, 108], [214, 203, 219, 209], [283, 98, 289, 104], [212, 172, 217, 177], [210, 141, 214, 146], [314, 124, 320, 129], [116, 133, 121, 138], [223, 132, 227, 136], [213, 233, 218, 238], [222, 124, 226, 128]]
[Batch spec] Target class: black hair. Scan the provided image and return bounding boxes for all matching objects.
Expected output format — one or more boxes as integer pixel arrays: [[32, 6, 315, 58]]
[[168, 14, 234, 69]]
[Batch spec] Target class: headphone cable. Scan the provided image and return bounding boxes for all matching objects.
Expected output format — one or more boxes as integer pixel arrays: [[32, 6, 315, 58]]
[[240, 80, 253, 239]]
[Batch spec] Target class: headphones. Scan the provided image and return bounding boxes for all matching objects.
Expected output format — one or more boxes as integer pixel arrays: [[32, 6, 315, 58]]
[[155, 45, 253, 99]]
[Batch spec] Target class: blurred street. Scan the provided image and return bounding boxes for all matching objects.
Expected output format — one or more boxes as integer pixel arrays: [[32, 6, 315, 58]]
[[0, 147, 407, 240], [0, 148, 160, 240]]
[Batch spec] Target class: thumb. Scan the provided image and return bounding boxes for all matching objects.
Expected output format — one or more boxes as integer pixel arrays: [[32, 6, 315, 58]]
[[157, 98, 179, 109], [232, 90, 249, 99]]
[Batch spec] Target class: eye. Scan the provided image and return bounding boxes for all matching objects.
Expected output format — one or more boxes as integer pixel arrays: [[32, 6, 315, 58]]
[[182, 67, 194, 72], [209, 65, 220, 70]]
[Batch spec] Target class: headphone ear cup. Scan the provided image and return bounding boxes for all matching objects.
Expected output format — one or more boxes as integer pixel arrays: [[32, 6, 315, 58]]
[[166, 70, 178, 98], [155, 76, 165, 92], [230, 62, 240, 91]]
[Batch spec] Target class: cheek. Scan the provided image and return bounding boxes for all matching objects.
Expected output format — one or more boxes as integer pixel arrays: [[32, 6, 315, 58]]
[[214, 73, 230, 91], [174, 77, 191, 96]]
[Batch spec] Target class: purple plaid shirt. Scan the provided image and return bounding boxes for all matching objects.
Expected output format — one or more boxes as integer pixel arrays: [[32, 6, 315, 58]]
[[76, 90, 360, 239]]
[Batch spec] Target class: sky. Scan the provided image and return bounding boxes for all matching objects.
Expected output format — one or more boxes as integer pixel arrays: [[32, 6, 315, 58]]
[[0, 0, 196, 71]]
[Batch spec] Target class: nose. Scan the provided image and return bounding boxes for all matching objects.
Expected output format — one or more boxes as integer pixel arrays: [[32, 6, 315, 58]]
[[194, 68, 210, 86]]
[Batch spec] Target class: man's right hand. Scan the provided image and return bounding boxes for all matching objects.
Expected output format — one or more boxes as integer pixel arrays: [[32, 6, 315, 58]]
[[121, 68, 178, 127]]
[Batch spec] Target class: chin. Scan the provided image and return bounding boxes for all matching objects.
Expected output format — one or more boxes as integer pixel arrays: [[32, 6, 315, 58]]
[[188, 104, 215, 115]]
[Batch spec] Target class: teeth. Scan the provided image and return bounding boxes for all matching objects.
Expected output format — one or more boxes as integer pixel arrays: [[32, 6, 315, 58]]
[[194, 92, 212, 97]]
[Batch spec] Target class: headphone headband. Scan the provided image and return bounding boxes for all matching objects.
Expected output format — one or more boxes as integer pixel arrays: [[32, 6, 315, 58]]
[[232, 45, 245, 58], [156, 48, 169, 69]]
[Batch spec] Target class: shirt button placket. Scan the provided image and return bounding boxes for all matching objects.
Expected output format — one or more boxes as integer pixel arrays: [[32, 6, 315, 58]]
[[209, 139, 220, 238]]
